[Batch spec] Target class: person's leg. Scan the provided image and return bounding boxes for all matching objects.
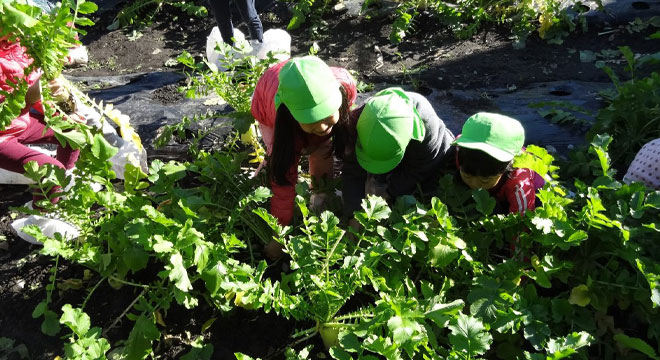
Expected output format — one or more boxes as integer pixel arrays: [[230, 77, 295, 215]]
[[235, 0, 263, 42], [17, 114, 80, 170], [0, 136, 67, 205], [207, 0, 236, 45]]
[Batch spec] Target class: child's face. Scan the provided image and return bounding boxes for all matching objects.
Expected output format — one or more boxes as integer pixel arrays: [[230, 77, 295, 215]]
[[299, 110, 340, 137], [460, 169, 502, 190]]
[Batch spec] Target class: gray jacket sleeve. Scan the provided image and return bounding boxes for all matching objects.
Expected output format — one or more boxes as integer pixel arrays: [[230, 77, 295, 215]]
[[341, 150, 367, 219], [386, 92, 455, 198]]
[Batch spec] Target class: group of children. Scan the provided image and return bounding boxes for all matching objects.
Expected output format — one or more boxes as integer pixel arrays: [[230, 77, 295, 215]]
[[2, 30, 655, 249], [250, 56, 546, 238]]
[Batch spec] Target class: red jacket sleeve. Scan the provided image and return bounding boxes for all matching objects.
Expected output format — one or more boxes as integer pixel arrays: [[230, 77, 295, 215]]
[[0, 39, 41, 103], [500, 169, 544, 215], [269, 153, 301, 225]]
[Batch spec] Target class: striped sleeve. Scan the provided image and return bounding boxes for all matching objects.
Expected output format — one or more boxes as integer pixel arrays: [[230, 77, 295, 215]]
[[503, 169, 539, 215]]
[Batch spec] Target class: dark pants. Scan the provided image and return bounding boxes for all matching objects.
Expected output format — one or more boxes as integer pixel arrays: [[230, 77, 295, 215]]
[[207, 0, 263, 45]]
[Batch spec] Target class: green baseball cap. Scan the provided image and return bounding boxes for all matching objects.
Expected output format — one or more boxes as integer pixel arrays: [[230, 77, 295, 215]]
[[452, 112, 525, 162], [274, 56, 342, 124], [355, 88, 425, 174]]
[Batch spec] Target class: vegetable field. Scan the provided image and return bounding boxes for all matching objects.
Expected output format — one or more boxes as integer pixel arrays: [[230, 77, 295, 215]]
[[1, 0, 660, 359]]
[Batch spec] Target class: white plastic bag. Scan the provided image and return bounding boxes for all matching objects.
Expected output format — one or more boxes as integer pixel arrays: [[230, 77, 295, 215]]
[[74, 96, 149, 178], [256, 29, 291, 61], [206, 27, 291, 71], [206, 27, 251, 71], [11, 214, 80, 245], [109, 140, 148, 179]]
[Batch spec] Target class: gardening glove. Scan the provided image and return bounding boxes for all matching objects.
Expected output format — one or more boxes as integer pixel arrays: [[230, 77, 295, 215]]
[[264, 240, 285, 261], [365, 173, 391, 202], [47, 76, 70, 104], [65, 45, 89, 67], [309, 192, 329, 213]]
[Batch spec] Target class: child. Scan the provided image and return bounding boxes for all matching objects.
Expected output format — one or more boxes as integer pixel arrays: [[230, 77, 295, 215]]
[[0, 35, 81, 207], [453, 112, 545, 215], [342, 87, 455, 217], [251, 56, 357, 259], [251, 56, 357, 227]]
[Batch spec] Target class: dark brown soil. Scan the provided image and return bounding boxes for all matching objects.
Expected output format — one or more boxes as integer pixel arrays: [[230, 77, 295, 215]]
[[66, 1, 660, 91]]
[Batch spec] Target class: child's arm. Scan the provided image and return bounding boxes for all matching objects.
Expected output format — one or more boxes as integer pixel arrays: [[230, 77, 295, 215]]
[[387, 92, 455, 198], [502, 169, 541, 215], [341, 151, 368, 219]]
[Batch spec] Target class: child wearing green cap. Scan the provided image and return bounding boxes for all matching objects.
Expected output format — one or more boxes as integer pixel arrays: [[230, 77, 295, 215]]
[[251, 56, 357, 232], [342, 87, 456, 218], [453, 112, 545, 215]]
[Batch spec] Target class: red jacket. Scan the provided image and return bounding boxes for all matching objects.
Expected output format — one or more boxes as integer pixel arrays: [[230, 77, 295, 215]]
[[489, 168, 545, 215], [455, 146, 545, 215], [0, 37, 43, 143], [251, 60, 357, 225]]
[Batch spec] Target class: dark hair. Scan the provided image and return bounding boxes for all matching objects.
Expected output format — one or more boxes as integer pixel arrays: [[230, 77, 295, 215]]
[[270, 86, 351, 186], [457, 147, 512, 177]]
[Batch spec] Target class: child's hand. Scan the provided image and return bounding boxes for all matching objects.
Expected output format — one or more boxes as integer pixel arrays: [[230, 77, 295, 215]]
[[47, 76, 70, 103], [66, 111, 86, 124], [365, 174, 392, 202]]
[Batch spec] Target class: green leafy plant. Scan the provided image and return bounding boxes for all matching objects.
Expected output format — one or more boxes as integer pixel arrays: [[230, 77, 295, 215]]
[[60, 305, 111, 359], [589, 46, 660, 171], [107, 0, 207, 30], [0, 337, 28, 359], [380, 0, 598, 46], [0, 0, 96, 130]]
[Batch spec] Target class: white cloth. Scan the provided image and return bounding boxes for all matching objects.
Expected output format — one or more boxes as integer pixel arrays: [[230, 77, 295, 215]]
[[624, 138, 660, 189]]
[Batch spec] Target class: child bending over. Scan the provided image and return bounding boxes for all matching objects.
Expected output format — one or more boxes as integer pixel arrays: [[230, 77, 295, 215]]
[[453, 112, 545, 215]]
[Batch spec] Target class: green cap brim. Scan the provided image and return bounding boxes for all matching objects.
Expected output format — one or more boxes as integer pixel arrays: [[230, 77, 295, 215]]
[[289, 87, 342, 124], [453, 138, 517, 162], [355, 139, 405, 174]]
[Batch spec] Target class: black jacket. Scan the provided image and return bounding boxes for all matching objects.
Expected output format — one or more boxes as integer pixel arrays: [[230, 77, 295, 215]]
[[342, 91, 455, 218]]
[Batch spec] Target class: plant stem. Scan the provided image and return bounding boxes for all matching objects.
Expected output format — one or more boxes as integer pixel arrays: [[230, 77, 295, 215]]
[[81, 276, 106, 310], [102, 288, 146, 337], [108, 275, 152, 289], [593, 279, 643, 290]]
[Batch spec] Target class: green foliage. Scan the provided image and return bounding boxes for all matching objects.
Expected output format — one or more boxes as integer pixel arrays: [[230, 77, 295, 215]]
[[381, 0, 595, 45], [0, 0, 95, 130], [6, 9, 660, 356], [589, 46, 660, 171], [167, 44, 279, 162], [286, 0, 334, 33], [60, 305, 111, 359], [108, 0, 207, 30], [448, 313, 493, 359], [0, 337, 28, 359]]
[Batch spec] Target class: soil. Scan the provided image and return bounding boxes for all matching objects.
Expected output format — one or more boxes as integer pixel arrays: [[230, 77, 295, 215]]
[[66, 1, 660, 91], [2, 0, 660, 358]]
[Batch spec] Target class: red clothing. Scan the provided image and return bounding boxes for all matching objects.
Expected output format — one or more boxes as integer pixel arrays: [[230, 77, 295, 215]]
[[251, 60, 357, 225], [455, 147, 545, 215], [0, 38, 43, 143], [0, 114, 80, 204], [0, 37, 79, 205], [489, 168, 545, 215]]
